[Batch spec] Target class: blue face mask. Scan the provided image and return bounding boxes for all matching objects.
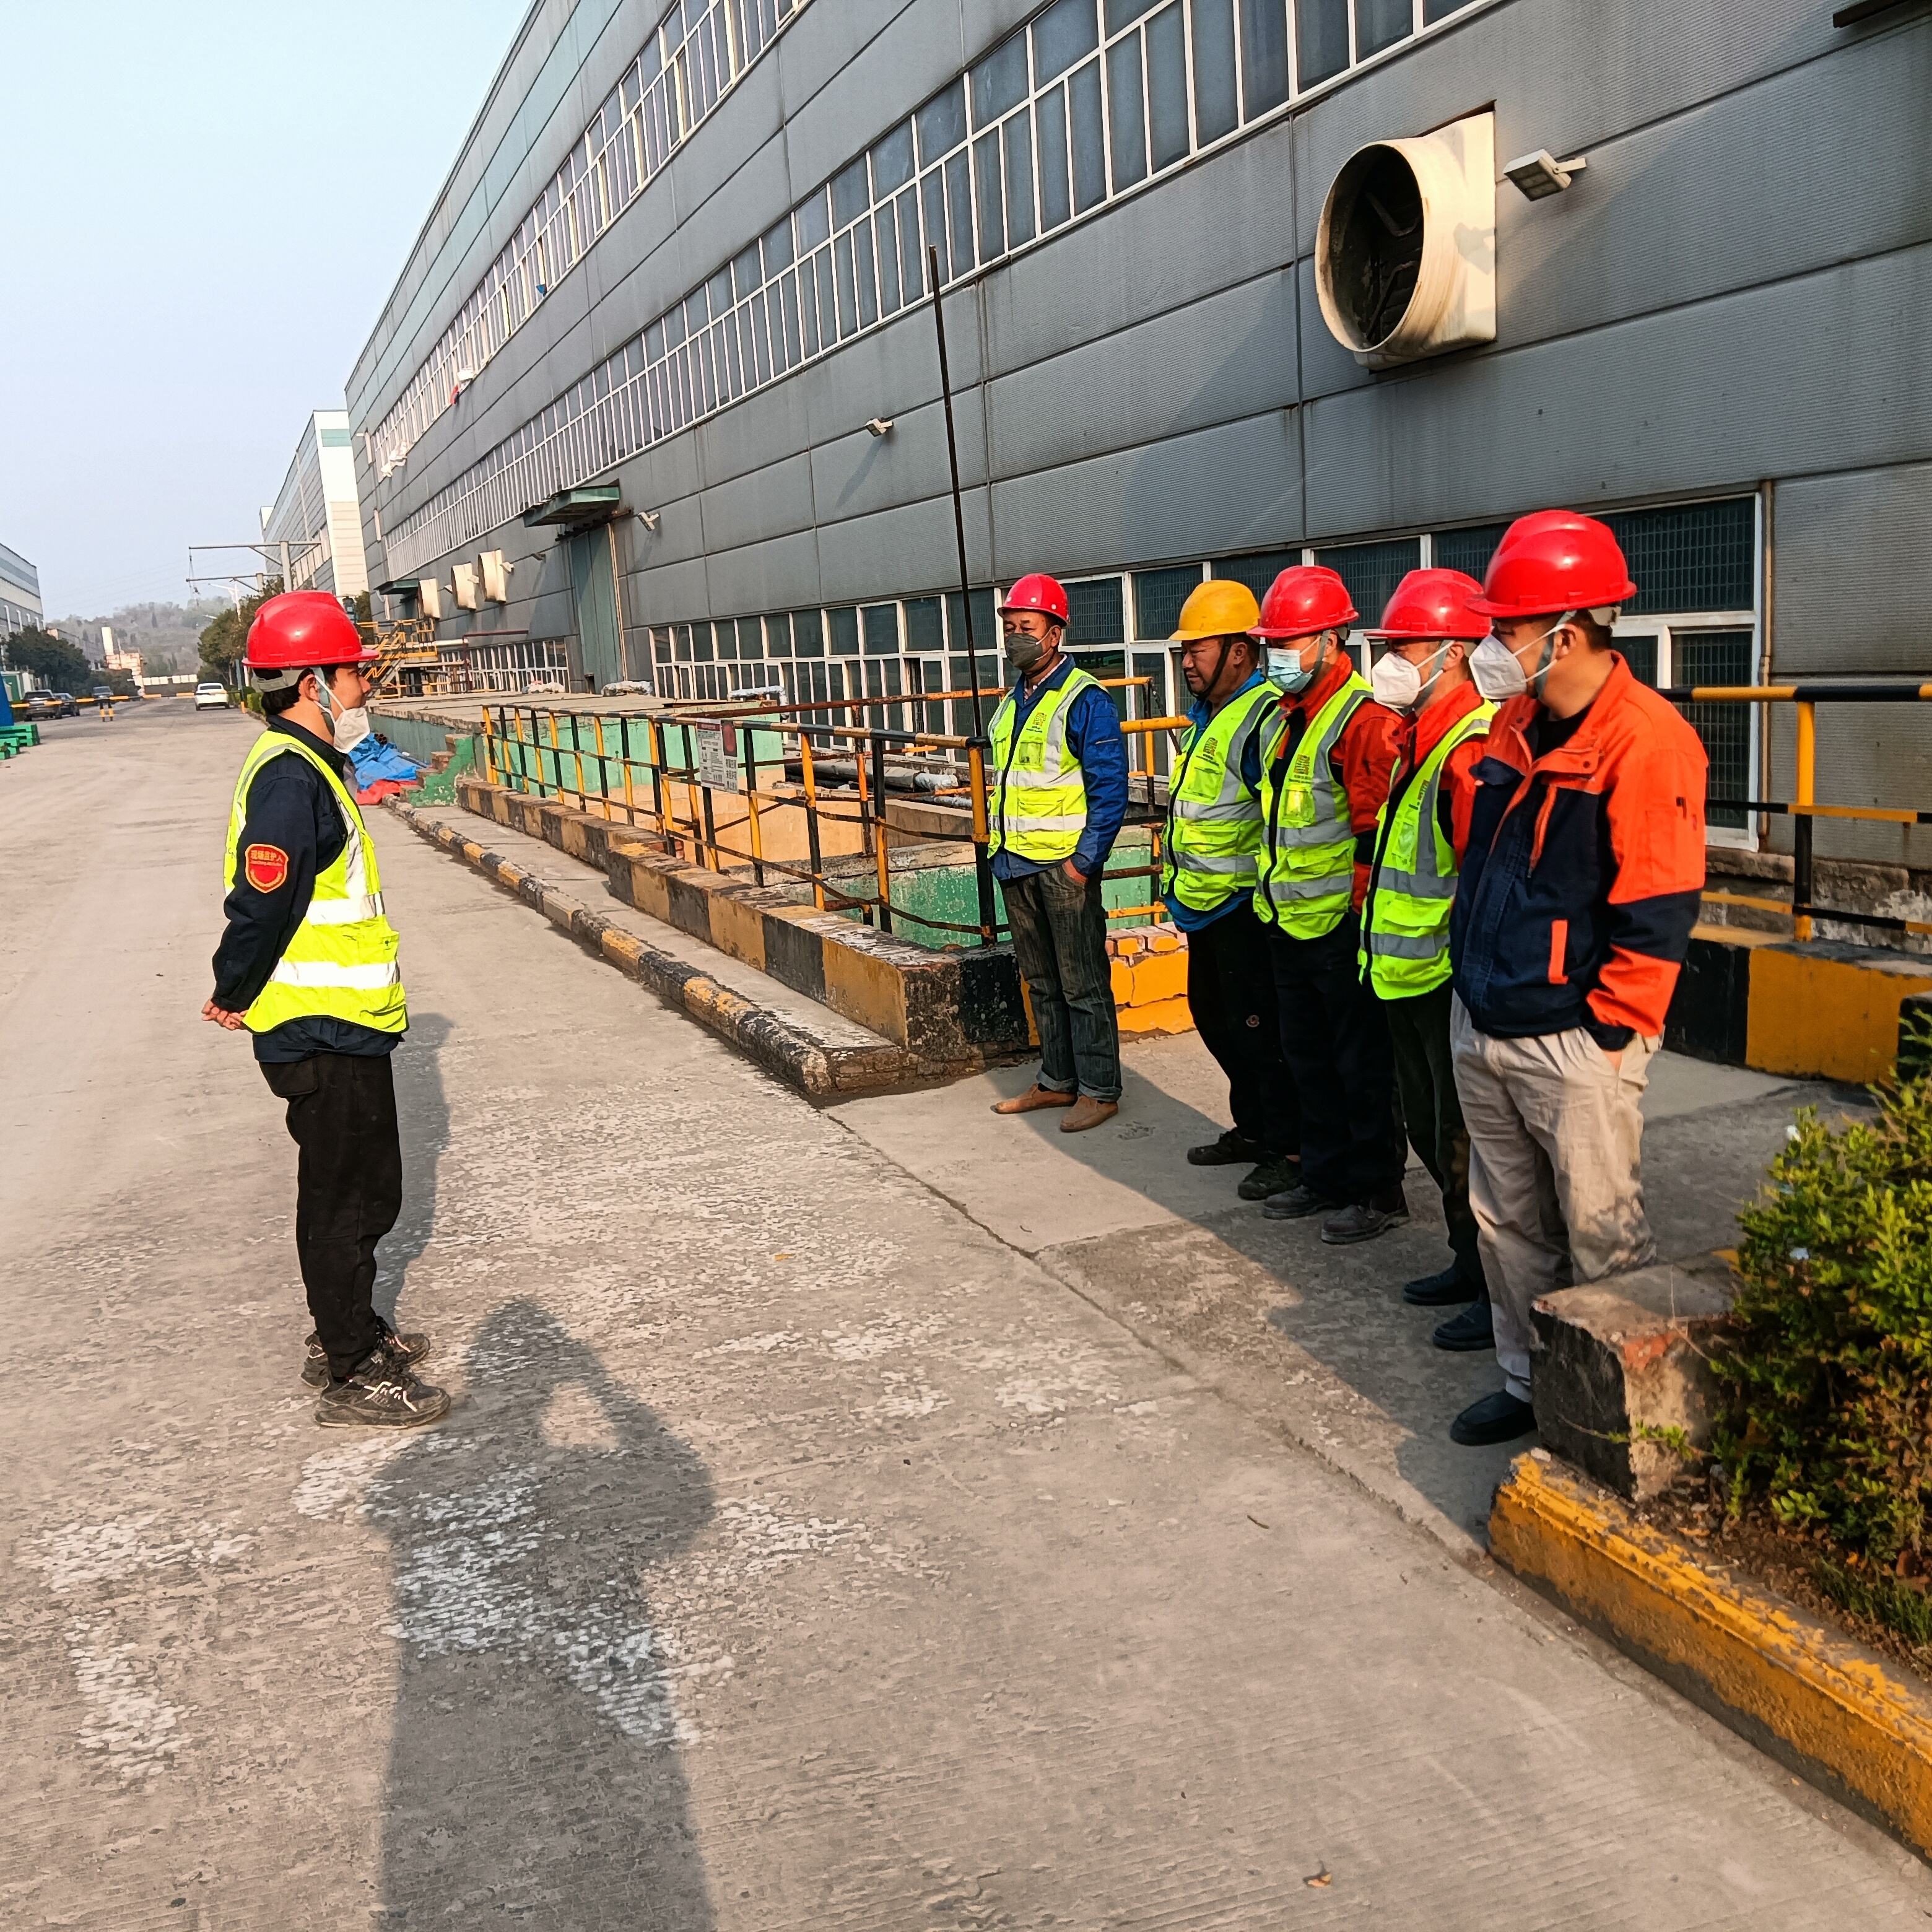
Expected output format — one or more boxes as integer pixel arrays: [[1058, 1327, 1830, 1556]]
[[1266, 641, 1318, 695]]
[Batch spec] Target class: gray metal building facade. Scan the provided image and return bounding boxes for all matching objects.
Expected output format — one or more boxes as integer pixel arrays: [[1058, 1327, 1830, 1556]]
[[348, 0, 1932, 864]]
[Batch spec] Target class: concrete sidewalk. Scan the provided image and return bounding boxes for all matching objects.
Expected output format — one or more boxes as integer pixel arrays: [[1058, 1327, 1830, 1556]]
[[6, 711, 1926, 1928]]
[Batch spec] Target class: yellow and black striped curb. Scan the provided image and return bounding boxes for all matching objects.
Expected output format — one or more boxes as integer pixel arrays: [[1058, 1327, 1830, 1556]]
[[1492, 1452, 1932, 1858], [389, 801, 926, 1102]]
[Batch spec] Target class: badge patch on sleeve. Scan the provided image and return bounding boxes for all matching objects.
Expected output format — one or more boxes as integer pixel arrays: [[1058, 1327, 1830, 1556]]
[[243, 843, 290, 891]]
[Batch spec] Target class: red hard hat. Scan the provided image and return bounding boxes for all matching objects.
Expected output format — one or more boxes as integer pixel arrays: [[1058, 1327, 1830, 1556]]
[[1365, 568, 1490, 642], [998, 573, 1070, 625], [1251, 566, 1358, 640], [245, 590, 376, 671], [1466, 511, 1637, 619]]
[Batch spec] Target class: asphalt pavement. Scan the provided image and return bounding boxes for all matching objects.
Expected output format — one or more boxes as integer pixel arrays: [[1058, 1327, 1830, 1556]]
[[5, 702, 1928, 1929]]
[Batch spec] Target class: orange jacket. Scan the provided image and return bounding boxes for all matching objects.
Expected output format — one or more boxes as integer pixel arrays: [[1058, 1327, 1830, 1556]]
[[1449, 655, 1707, 1048]]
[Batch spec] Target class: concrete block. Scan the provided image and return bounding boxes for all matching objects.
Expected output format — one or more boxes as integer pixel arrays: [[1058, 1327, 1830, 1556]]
[[1530, 1263, 1737, 1503], [1131, 953, 1188, 1004]]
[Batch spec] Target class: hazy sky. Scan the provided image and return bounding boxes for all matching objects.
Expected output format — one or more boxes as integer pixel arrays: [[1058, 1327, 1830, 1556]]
[[2, 1, 529, 618]]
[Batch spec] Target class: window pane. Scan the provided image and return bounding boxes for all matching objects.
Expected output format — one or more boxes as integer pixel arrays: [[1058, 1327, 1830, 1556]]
[[1432, 522, 1506, 581], [853, 217, 879, 328], [715, 618, 739, 659], [733, 243, 761, 299], [780, 271, 801, 364], [1003, 110, 1036, 247], [692, 622, 715, 662], [921, 170, 950, 282], [1033, 0, 1099, 83], [1603, 497, 1756, 614], [871, 121, 915, 196], [916, 79, 967, 164], [799, 255, 821, 355], [1037, 84, 1073, 230], [974, 129, 1006, 261], [1069, 59, 1107, 211], [1213, 547, 1300, 601], [792, 609, 825, 656], [833, 227, 858, 336], [832, 155, 869, 228], [862, 603, 900, 655], [1105, 0, 1160, 27], [946, 149, 977, 272], [817, 246, 838, 341], [971, 31, 1029, 129], [1191, 0, 1238, 142], [1066, 577, 1125, 643], [1106, 35, 1146, 191], [904, 595, 944, 653], [898, 191, 925, 302], [1314, 537, 1421, 626], [1424, 0, 1472, 18], [1133, 565, 1200, 640], [876, 201, 901, 314], [1676, 629, 1755, 827], [1146, 3, 1189, 170], [829, 606, 861, 656], [765, 612, 793, 656], [1618, 632, 1660, 686], [1295, 0, 1349, 87], [1356, 0, 1412, 56], [795, 186, 830, 251]]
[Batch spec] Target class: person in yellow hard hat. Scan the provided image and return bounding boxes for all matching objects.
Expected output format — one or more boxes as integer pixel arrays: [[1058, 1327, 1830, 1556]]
[[1162, 580, 1299, 1200]]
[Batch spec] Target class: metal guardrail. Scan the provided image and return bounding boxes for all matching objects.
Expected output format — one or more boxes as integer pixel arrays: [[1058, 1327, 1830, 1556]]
[[1662, 682, 1932, 941], [476, 678, 1186, 944]]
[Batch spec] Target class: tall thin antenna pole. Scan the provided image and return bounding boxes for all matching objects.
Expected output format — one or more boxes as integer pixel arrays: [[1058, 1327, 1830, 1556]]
[[929, 245, 985, 741]]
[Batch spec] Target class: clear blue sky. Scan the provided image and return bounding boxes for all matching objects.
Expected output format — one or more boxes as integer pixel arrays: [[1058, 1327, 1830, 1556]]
[[1, 0, 530, 619]]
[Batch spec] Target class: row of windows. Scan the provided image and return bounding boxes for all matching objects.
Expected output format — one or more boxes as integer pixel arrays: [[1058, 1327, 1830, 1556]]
[[0, 596, 41, 636], [370, 0, 810, 479], [382, 0, 1481, 580]]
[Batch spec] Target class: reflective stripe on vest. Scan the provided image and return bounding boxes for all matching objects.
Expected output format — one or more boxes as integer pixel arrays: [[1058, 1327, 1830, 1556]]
[[1253, 672, 1371, 939], [986, 666, 1100, 863], [224, 731, 408, 1037], [1360, 698, 1497, 996], [1160, 679, 1276, 913]]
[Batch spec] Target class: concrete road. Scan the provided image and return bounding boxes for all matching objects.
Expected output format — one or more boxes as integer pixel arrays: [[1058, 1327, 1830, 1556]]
[[6, 705, 1930, 1929]]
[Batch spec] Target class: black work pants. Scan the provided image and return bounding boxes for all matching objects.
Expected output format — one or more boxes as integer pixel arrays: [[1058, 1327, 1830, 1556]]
[[1003, 864, 1122, 1102], [1268, 913, 1405, 1205], [1186, 900, 1299, 1157], [261, 1052, 402, 1378], [1383, 981, 1484, 1283]]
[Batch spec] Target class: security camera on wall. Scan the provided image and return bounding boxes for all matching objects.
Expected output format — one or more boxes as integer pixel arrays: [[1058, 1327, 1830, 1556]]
[[1316, 110, 1497, 370]]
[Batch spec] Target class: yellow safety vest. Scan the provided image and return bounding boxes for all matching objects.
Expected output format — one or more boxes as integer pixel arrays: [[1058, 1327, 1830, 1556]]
[[1160, 677, 1277, 914], [1360, 698, 1497, 998], [987, 664, 1101, 864], [1253, 672, 1372, 940], [224, 729, 407, 1037]]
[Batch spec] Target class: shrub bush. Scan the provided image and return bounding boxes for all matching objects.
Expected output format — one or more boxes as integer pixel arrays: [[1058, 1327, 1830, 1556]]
[[1715, 1067, 1932, 1569]]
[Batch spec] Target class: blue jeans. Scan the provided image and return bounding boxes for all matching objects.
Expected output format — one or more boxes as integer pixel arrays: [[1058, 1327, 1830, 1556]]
[[1003, 864, 1121, 1102]]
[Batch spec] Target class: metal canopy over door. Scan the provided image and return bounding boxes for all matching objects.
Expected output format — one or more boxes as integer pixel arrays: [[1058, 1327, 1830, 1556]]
[[567, 525, 624, 689]]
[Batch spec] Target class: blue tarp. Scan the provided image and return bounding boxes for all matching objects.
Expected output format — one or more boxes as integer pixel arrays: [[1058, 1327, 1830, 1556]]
[[349, 736, 423, 785]]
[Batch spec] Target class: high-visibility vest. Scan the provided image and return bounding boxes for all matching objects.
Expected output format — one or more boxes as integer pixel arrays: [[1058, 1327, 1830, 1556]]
[[224, 729, 407, 1037], [1160, 678, 1276, 914], [986, 665, 1101, 864], [1253, 671, 1372, 940], [1359, 698, 1497, 998]]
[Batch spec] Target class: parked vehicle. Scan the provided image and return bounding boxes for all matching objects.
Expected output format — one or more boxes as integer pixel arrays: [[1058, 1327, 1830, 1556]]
[[24, 689, 78, 719], [194, 682, 230, 711]]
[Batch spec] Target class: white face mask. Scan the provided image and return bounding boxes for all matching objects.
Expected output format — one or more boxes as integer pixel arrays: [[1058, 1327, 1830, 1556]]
[[1370, 643, 1453, 713], [1470, 620, 1565, 703], [314, 671, 373, 752]]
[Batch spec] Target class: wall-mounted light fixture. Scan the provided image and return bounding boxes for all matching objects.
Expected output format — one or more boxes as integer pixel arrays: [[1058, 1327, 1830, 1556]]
[[1503, 149, 1588, 201], [864, 416, 894, 438], [637, 509, 661, 532]]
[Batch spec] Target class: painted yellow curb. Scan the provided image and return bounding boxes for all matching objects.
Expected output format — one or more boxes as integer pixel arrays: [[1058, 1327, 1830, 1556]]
[[1492, 1452, 1932, 1852]]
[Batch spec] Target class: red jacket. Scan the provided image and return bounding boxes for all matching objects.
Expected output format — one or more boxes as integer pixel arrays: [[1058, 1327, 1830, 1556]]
[[1449, 655, 1707, 1048], [1267, 655, 1401, 910]]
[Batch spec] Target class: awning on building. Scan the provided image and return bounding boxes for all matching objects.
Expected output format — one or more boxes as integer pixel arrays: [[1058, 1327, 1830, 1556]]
[[521, 484, 622, 529]]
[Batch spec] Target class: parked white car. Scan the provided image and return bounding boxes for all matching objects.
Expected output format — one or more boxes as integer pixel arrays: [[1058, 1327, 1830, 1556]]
[[194, 683, 230, 711]]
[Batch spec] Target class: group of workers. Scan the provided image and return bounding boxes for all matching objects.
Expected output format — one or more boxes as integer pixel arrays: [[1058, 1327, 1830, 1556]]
[[983, 511, 1709, 1447]]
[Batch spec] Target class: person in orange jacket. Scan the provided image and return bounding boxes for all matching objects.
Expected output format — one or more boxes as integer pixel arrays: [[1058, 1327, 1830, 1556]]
[[1446, 513, 1708, 1446]]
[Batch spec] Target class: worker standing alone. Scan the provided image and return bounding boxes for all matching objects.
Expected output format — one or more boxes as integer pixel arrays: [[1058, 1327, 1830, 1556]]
[[986, 573, 1129, 1133], [202, 591, 446, 1427], [1162, 580, 1299, 1200]]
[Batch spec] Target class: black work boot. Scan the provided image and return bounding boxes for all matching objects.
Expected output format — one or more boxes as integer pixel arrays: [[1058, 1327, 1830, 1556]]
[[1450, 1389, 1536, 1446], [1320, 1189, 1411, 1247], [1237, 1154, 1300, 1201], [1188, 1130, 1267, 1167], [1261, 1183, 1339, 1221], [1403, 1263, 1477, 1307], [1432, 1295, 1495, 1352], [303, 1316, 432, 1389], [315, 1347, 451, 1429]]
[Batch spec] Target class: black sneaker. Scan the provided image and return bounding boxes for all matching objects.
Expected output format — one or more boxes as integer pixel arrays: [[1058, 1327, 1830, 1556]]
[[315, 1349, 451, 1429], [1449, 1390, 1536, 1446], [1237, 1154, 1300, 1202], [1261, 1183, 1339, 1221], [1320, 1198, 1409, 1246], [302, 1318, 431, 1388], [1402, 1264, 1478, 1307], [1432, 1297, 1495, 1352], [1188, 1130, 1267, 1167]]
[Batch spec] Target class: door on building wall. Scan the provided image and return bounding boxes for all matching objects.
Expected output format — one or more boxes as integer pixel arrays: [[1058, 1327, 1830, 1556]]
[[567, 526, 624, 690]]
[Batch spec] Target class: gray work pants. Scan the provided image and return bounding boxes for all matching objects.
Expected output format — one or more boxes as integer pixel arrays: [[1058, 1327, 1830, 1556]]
[[1449, 998, 1656, 1401]]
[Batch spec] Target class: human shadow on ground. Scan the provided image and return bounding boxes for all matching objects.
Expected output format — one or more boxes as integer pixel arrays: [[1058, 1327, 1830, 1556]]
[[375, 1011, 452, 1323], [372, 1300, 716, 1927]]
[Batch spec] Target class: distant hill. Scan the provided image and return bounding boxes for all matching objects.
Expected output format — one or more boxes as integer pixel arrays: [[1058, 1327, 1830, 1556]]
[[52, 599, 230, 676]]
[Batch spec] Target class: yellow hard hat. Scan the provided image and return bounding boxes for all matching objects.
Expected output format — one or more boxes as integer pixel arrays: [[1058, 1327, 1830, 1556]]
[[1171, 578, 1261, 642]]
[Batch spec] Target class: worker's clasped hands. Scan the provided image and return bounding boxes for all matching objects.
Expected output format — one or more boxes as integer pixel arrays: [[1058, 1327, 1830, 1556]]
[[201, 999, 248, 1031]]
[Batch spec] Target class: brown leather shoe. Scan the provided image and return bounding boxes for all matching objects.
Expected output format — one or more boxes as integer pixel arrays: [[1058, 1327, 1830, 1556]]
[[1059, 1096, 1119, 1133], [992, 1083, 1077, 1115]]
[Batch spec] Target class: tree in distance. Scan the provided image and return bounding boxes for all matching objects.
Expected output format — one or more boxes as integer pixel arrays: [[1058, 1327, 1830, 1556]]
[[6, 627, 92, 692]]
